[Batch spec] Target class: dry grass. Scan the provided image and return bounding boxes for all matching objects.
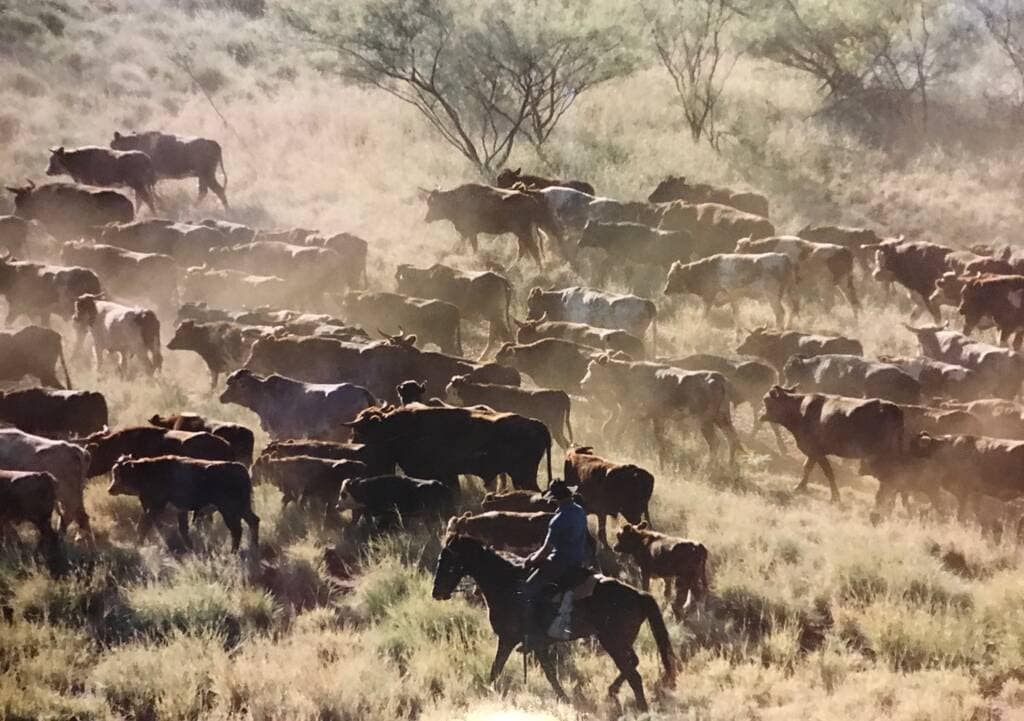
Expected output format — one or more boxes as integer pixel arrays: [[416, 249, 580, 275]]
[[3, 0, 1024, 719]]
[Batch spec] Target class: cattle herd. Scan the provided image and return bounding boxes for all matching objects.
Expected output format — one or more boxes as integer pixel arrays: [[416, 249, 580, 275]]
[[5, 127, 1024, 701]]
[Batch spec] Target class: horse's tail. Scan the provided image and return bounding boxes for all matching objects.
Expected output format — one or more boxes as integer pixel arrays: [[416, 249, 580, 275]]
[[642, 592, 676, 687]]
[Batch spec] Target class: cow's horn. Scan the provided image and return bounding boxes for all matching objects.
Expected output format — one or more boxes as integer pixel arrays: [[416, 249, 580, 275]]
[[26, 178, 35, 189]]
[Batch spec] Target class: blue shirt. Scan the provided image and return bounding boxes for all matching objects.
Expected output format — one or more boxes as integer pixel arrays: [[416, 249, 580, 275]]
[[544, 501, 589, 566]]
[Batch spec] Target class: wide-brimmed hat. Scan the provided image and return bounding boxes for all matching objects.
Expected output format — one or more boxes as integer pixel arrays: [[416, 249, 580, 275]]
[[542, 480, 575, 502]]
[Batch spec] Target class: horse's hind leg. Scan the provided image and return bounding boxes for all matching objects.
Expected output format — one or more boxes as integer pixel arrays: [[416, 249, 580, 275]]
[[600, 640, 647, 711], [536, 647, 570, 703]]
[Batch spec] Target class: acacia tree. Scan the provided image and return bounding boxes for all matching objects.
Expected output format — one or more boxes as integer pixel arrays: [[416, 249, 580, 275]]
[[746, 0, 972, 140], [280, 0, 633, 173], [645, 0, 742, 148], [971, 0, 1024, 115]]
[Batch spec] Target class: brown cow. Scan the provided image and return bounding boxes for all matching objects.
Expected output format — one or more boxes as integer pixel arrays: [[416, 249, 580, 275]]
[[564, 445, 654, 546], [46, 146, 158, 213], [479, 490, 554, 513], [958, 274, 1024, 349], [6, 181, 133, 241], [166, 320, 271, 389], [495, 167, 595, 195], [82, 426, 234, 478], [111, 130, 228, 208], [345, 404, 552, 491], [250, 454, 367, 518], [613, 522, 708, 617], [494, 338, 600, 394], [445, 510, 555, 553], [658, 202, 774, 258], [257, 439, 393, 477], [514, 316, 645, 359], [445, 375, 574, 449], [341, 290, 462, 356], [736, 327, 863, 372], [0, 470, 60, 561], [0, 326, 72, 388], [148, 413, 254, 466], [424, 183, 562, 267], [0, 388, 108, 439], [580, 356, 742, 467], [865, 239, 954, 323], [648, 176, 769, 218], [761, 386, 904, 502]]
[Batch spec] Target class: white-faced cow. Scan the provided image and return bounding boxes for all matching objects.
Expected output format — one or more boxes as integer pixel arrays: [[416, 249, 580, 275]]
[[73, 295, 162, 376]]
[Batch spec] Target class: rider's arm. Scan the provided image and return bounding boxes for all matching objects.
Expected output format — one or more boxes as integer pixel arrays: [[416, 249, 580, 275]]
[[527, 520, 560, 567]]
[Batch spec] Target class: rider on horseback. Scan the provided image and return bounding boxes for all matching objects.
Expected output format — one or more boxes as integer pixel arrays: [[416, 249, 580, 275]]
[[520, 480, 590, 648]]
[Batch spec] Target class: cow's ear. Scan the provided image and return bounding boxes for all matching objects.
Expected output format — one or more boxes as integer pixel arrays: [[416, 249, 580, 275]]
[[461, 512, 471, 520], [114, 131, 122, 139], [513, 167, 521, 175], [596, 354, 610, 365], [638, 521, 649, 530]]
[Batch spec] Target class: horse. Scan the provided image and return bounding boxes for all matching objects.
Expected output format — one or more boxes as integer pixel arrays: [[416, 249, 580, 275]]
[[431, 533, 676, 711]]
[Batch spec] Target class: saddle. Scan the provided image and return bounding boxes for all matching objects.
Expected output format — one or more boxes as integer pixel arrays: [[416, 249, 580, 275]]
[[551, 566, 600, 601], [541, 568, 605, 641]]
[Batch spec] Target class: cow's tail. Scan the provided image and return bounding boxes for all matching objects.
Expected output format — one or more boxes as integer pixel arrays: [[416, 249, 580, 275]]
[[650, 311, 658, 357], [545, 435, 552, 487], [845, 269, 861, 312], [455, 316, 463, 357], [218, 149, 229, 190], [530, 192, 563, 256], [57, 338, 72, 389], [564, 401, 574, 445], [641, 591, 677, 688]]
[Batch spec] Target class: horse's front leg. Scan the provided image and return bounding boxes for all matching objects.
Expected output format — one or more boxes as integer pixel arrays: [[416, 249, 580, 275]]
[[489, 636, 516, 684], [536, 645, 570, 703]]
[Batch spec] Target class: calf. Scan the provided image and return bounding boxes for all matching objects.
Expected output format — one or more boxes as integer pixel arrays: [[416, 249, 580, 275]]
[[479, 490, 554, 513], [613, 521, 708, 617], [0, 326, 71, 388], [762, 386, 904, 502], [445, 375, 574, 448], [83, 426, 234, 477], [341, 290, 462, 356], [526, 286, 657, 342], [219, 369, 376, 441], [736, 327, 863, 372], [444, 510, 555, 553], [0, 428, 91, 537], [514, 316, 644, 359], [0, 388, 108, 438], [109, 456, 259, 551], [73, 294, 162, 376], [564, 445, 654, 546], [251, 455, 367, 518], [735, 235, 859, 314], [783, 354, 921, 404], [664, 252, 798, 328], [337, 475, 454, 525], [0, 470, 60, 559], [148, 413, 254, 466]]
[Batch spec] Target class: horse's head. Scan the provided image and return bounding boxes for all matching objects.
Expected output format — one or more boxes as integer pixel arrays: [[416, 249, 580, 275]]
[[432, 534, 471, 600]]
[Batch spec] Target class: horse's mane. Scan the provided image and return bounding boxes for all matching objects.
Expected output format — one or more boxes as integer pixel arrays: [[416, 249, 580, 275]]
[[445, 533, 526, 573]]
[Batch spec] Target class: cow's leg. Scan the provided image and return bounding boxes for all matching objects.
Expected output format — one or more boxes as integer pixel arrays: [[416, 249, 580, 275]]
[[135, 185, 158, 214], [652, 417, 671, 470], [699, 421, 721, 467], [795, 456, 817, 493], [222, 512, 243, 552], [874, 482, 899, 516], [197, 175, 209, 203], [243, 509, 260, 551], [768, 295, 785, 329], [817, 456, 841, 503], [137, 509, 158, 543], [206, 174, 229, 209], [177, 511, 193, 550], [597, 514, 608, 547]]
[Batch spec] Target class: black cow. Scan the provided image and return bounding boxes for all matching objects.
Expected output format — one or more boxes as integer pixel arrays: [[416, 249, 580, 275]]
[[5, 181, 133, 240], [46, 146, 157, 213], [336, 474, 454, 525]]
